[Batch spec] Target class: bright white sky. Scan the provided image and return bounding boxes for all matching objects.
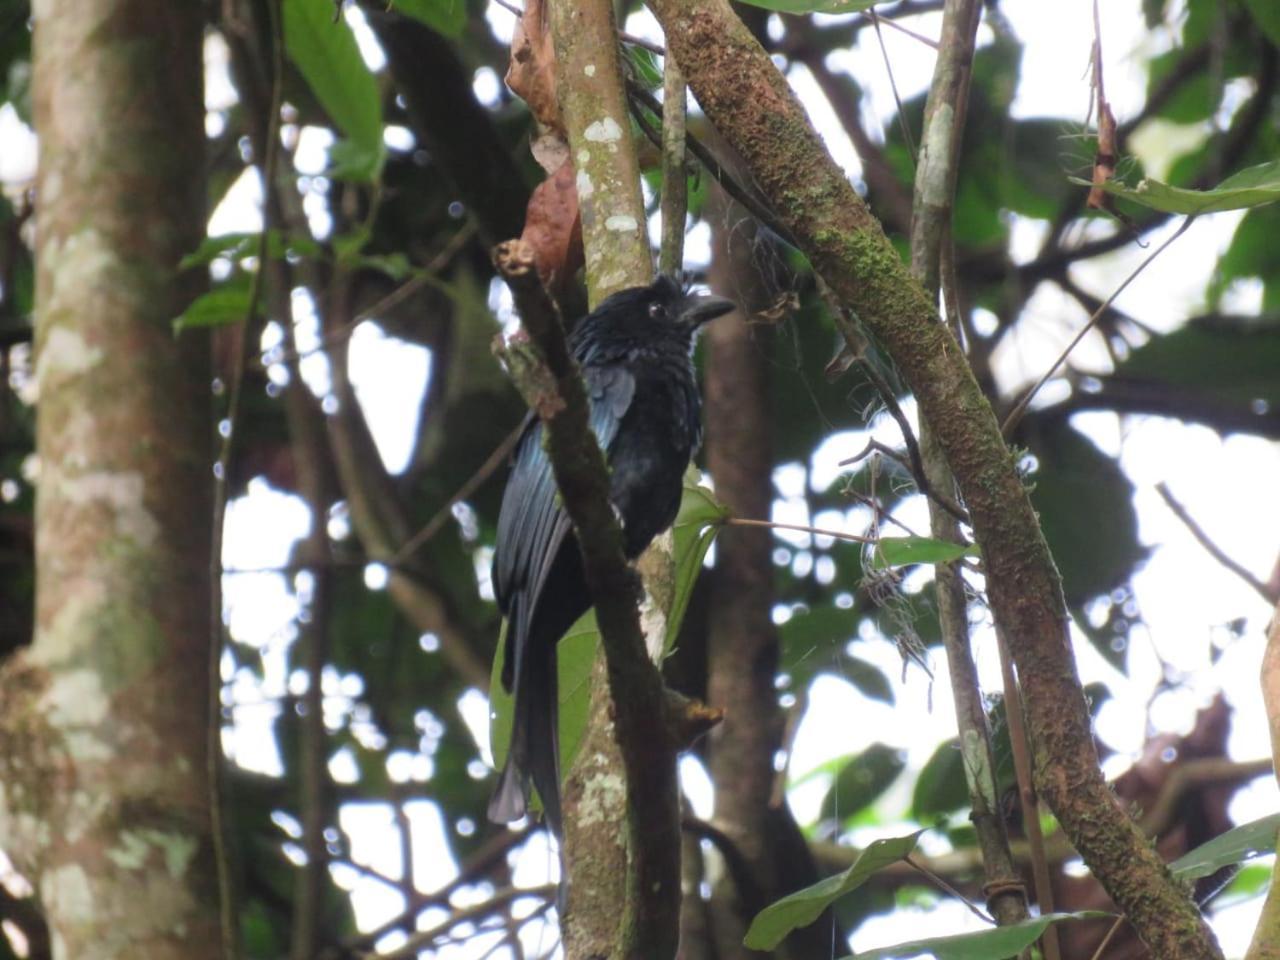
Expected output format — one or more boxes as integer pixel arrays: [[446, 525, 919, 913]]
[[2, 0, 1277, 957]]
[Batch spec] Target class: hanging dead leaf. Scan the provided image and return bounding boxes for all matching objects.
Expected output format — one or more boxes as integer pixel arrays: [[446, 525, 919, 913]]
[[519, 159, 583, 295], [530, 129, 570, 177], [506, 0, 562, 133]]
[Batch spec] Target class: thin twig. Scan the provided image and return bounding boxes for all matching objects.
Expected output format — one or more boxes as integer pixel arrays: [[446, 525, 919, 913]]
[[1156, 482, 1279, 605], [658, 49, 688, 278], [1087, 916, 1126, 960], [853, 360, 970, 523], [1001, 215, 1197, 437], [905, 854, 994, 925], [997, 630, 1062, 960], [207, 3, 287, 956], [369, 885, 558, 960], [392, 422, 524, 565], [725, 516, 876, 545], [875, 13, 940, 49], [870, 9, 917, 167], [627, 83, 799, 249], [264, 223, 476, 368]]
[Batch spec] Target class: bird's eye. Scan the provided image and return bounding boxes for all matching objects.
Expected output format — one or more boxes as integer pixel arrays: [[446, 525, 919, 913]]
[[648, 301, 666, 319]]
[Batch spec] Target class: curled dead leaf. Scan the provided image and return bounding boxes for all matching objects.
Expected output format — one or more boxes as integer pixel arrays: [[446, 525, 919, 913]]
[[520, 160, 583, 295], [506, 0, 562, 133]]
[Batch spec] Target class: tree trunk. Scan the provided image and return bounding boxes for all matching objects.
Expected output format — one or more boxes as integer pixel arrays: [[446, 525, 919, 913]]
[[0, 2, 223, 957]]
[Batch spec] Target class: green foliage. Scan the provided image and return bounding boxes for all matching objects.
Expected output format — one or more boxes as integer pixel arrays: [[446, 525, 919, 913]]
[[1111, 314, 1280, 409], [391, 0, 467, 37], [1026, 424, 1143, 609], [843, 911, 1113, 960], [1242, 0, 1280, 47], [819, 743, 906, 824], [172, 275, 253, 331], [1077, 159, 1280, 215], [870, 536, 979, 570], [282, 0, 385, 181], [744, 832, 922, 949], [1170, 812, 1280, 880]]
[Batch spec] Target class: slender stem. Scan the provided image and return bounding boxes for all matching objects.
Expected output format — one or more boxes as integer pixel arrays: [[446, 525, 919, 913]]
[[907, 0, 1031, 937], [725, 516, 875, 544], [1156, 482, 1278, 605], [658, 52, 689, 278], [208, 1, 286, 954], [998, 631, 1061, 960], [1001, 215, 1197, 437]]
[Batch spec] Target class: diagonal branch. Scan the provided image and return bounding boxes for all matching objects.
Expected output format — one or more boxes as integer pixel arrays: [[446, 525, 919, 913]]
[[644, 1, 1223, 956], [492, 240, 681, 959]]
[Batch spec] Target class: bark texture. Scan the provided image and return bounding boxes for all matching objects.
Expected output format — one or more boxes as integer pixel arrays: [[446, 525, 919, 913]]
[[0, 3, 222, 958], [703, 206, 780, 960], [645, 1, 1222, 956], [907, 0, 1030, 933]]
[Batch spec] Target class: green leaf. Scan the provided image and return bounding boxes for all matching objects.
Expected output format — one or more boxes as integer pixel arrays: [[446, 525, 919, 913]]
[[390, 0, 466, 37], [842, 655, 895, 705], [1110, 315, 1280, 410], [744, 832, 922, 950], [1171, 813, 1280, 881], [327, 137, 385, 183], [350, 252, 414, 281], [1073, 160, 1280, 214], [1027, 424, 1143, 610], [668, 478, 729, 655], [172, 277, 253, 332], [282, 0, 385, 182], [870, 536, 978, 570], [819, 743, 906, 823], [842, 911, 1113, 960], [179, 231, 323, 269], [734, 0, 879, 11], [1243, 0, 1280, 50]]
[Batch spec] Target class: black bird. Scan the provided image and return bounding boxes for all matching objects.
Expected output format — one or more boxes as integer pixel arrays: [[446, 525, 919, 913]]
[[488, 275, 734, 835]]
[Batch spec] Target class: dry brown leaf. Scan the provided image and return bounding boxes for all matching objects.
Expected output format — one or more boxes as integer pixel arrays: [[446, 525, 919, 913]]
[[519, 159, 583, 294], [506, 0, 562, 133]]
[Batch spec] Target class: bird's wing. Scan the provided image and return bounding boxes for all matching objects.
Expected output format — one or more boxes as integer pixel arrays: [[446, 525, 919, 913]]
[[492, 361, 637, 658]]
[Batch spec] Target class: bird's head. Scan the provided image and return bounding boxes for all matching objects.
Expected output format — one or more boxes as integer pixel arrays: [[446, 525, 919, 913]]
[[643, 274, 735, 335]]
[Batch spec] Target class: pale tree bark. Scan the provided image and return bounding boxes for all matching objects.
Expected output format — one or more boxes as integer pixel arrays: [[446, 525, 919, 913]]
[[535, 1, 681, 957], [0, 3, 222, 959]]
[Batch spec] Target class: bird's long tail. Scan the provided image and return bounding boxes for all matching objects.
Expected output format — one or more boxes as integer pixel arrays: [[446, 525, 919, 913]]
[[488, 605, 562, 836]]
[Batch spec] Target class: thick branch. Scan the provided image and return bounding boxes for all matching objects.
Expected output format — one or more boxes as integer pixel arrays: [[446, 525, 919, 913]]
[[493, 241, 680, 959], [645, 2, 1222, 956]]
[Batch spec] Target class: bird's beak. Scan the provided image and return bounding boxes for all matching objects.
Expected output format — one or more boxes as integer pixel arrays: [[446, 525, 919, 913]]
[[679, 293, 736, 328]]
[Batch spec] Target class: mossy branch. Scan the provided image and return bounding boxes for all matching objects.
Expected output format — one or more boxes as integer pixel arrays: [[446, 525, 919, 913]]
[[645, 0, 1223, 956]]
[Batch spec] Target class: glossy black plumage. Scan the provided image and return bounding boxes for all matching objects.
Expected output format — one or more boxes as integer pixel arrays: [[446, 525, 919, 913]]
[[488, 275, 734, 834]]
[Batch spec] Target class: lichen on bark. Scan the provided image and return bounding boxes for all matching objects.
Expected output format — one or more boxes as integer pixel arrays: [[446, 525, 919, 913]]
[[0, 2, 224, 957]]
